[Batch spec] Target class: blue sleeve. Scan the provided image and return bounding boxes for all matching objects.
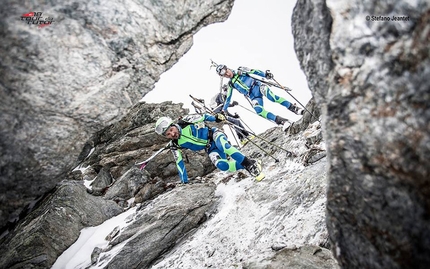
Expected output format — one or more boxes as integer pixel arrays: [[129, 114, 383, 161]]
[[222, 85, 233, 111], [204, 113, 217, 122], [171, 148, 188, 183], [249, 69, 266, 77]]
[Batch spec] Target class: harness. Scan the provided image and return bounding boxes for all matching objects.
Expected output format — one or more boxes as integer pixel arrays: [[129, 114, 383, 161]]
[[230, 73, 258, 97], [174, 123, 214, 151]]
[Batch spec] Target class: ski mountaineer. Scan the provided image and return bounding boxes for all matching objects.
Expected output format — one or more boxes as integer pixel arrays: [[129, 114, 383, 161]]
[[154, 114, 265, 183], [215, 64, 304, 126]]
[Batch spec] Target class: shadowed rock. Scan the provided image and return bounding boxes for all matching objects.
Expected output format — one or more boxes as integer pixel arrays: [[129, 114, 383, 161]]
[[0, 0, 234, 230], [0, 181, 123, 269], [293, 0, 430, 268]]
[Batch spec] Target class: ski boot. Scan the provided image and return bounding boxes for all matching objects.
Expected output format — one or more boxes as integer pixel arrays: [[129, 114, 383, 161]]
[[240, 134, 255, 146], [243, 158, 265, 181], [275, 116, 291, 130], [288, 104, 304, 115], [275, 115, 288, 125]]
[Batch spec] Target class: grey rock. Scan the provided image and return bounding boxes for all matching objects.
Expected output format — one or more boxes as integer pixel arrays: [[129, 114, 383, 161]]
[[244, 245, 338, 269], [0, 0, 234, 230], [292, 0, 333, 106], [104, 166, 150, 202], [0, 100, 333, 269], [134, 179, 167, 205], [0, 181, 123, 269], [101, 183, 216, 268], [91, 165, 114, 190], [90, 247, 103, 266], [105, 226, 120, 241], [293, 0, 430, 268]]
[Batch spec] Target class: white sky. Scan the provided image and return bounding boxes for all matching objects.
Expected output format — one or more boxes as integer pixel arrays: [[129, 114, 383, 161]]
[[142, 0, 311, 135]]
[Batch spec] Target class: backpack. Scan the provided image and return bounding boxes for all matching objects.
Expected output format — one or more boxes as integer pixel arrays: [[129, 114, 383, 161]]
[[176, 114, 207, 130]]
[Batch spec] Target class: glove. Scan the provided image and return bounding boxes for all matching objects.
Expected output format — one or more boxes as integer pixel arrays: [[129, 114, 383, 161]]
[[231, 101, 238, 107], [232, 113, 240, 119], [265, 70, 274, 79], [215, 113, 226, 122]]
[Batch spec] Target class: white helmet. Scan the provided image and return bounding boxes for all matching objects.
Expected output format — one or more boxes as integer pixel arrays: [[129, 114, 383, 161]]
[[155, 116, 173, 135]]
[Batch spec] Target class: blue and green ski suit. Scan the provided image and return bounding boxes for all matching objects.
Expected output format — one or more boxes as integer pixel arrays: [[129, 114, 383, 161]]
[[222, 67, 293, 122], [170, 114, 247, 183]]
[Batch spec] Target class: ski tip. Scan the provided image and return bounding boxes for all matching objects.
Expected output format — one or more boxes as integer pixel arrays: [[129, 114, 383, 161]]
[[255, 172, 266, 182]]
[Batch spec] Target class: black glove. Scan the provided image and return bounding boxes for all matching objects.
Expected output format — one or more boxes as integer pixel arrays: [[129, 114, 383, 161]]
[[231, 101, 238, 107], [232, 113, 240, 118], [215, 113, 226, 122], [265, 70, 274, 79], [169, 142, 178, 150]]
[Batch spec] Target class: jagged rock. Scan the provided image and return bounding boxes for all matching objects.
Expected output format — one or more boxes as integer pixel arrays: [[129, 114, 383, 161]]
[[105, 226, 120, 241], [90, 164, 114, 192], [0, 0, 234, 230], [90, 247, 103, 266], [287, 98, 322, 135], [293, 0, 430, 268], [0, 181, 123, 269], [244, 245, 338, 269], [67, 169, 83, 181], [134, 179, 167, 205], [104, 166, 150, 202], [97, 183, 217, 268], [82, 166, 97, 182], [292, 0, 333, 107]]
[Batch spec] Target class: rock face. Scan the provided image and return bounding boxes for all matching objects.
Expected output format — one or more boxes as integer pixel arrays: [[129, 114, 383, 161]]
[[0, 101, 337, 269], [0, 0, 234, 230], [293, 0, 430, 268], [0, 181, 123, 269], [104, 183, 216, 269]]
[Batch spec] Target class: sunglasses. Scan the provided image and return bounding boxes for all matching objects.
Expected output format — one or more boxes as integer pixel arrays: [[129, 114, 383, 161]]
[[219, 67, 227, 76]]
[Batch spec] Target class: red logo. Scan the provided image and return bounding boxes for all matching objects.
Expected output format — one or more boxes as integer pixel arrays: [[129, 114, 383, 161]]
[[22, 12, 35, 17], [20, 11, 54, 28]]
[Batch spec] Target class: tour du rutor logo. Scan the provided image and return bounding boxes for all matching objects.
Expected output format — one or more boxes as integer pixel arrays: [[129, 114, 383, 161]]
[[21, 11, 54, 28]]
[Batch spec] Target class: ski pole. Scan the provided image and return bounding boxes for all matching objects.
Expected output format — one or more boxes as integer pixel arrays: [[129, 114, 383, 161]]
[[247, 73, 319, 123], [223, 119, 296, 157], [271, 77, 319, 123], [135, 143, 171, 170], [247, 73, 292, 91], [190, 95, 290, 159], [210, 59, 218, 68], [238, 117, 256, 136], [237, 103, 278, 126], [241, 134, 280, 162], [190, 95, 261, 132], [225, 123, 242, 148]]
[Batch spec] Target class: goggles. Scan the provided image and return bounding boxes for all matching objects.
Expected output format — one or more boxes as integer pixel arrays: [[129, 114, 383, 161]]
[[219, 68, 227, 76], [216, 64, 227, 76]]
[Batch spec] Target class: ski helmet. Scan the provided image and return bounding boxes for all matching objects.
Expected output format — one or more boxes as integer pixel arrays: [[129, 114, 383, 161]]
[[155, 116, 173, 135], [216, 64, 227, 76]]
